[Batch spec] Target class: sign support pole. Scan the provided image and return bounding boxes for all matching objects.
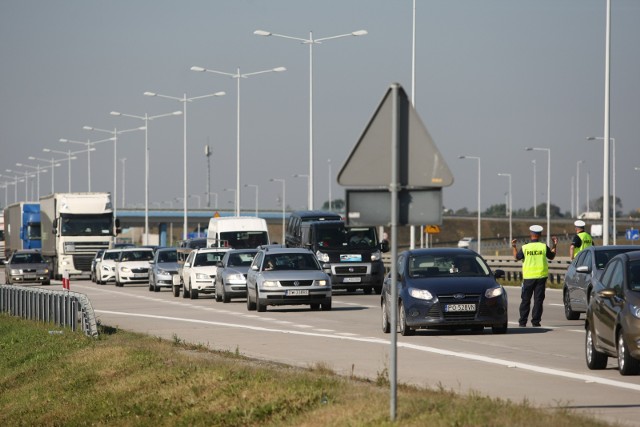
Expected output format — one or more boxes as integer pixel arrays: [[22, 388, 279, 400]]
[[389, 83, 400, 421]]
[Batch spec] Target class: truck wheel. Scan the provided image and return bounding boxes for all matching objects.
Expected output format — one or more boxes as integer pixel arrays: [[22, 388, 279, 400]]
[[362, 286, 373, 295]]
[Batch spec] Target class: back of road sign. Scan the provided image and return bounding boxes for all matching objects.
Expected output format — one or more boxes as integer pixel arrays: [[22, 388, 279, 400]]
[[337, 85, 453, 188]]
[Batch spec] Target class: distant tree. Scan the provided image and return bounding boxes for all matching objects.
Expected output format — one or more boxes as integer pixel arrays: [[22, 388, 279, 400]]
[[454, 207, 470, 216], [591, 196, 622, 217], [321, 199, 345, 211], [484, 204, 507, 217]]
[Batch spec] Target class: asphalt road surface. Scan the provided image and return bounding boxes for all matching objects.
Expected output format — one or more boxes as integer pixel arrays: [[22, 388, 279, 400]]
[[5, 272, 640, 426]]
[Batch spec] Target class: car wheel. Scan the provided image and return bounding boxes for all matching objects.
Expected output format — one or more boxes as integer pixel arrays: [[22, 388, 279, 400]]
[[189, 283, 199, 300], [471, 325, 484, 333], [182, 279, 190, 299], [215, 287, 222, 302], [310, 303, 320, 310], [246, 288, 256, 311], [222, 286, 230, 304], [173, 285, 180, 298], [381, 298, 391, 334], [585, 326, 608, 370], [373, 285, 382, 295], [362, 286, 373, 295], [256, 292, 266, 312], [618, 332, 640, 375], [492, 322, 508, 334], [148, 281, 154, 292], [321, 299, 332, 311], [563, 290, 580, 320], [43, 281, 51, 286], [399, 302, 415, 336]]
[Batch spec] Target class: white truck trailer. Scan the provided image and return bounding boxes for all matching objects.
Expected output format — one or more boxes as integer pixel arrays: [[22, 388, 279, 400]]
[[40, 193, 118, 279]]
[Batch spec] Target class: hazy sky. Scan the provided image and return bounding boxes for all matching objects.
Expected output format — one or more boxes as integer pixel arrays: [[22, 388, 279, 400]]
[[1, 0, 638, 216]]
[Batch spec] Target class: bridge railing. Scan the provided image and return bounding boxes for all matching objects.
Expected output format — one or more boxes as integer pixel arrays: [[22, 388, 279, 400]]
[[0, 285, 99, 337], [381, 254, 571, 284]]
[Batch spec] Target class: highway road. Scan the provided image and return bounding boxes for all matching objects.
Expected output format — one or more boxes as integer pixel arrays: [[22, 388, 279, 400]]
[[5, 273, 640, 426]]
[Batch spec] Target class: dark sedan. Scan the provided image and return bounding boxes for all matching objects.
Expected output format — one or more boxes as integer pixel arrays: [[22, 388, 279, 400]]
[[215, 249, 257, 303], [585, 250, 640, 375], [381, 248, 507, 336], [4, 249, 50, 285], [563, 245, 638, 320]]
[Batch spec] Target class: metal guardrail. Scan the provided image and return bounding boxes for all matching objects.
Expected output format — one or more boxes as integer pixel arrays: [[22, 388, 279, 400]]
[[382, 253, 571, 284], [0, 285, 99, 337]]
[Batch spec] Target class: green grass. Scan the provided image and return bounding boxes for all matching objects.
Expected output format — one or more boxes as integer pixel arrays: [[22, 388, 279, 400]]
[[0, 314, 609, 427]]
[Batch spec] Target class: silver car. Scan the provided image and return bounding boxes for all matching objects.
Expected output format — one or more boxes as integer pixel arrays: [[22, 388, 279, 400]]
[[149, 248, 179, 293], [4, 249, 50, 285], [246, 247, 332, 312], [215, 249, 257, 303], [563, 245, 638, 320]]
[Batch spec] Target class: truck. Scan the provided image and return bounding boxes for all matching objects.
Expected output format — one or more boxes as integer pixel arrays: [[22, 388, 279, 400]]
[[0, 215, 4, 261], [206, 216, 269, 249], [40, 193, 118, 279], [3, 202, 41, 258], [578, 211, 602, 220], [295, 219, 389, 294]]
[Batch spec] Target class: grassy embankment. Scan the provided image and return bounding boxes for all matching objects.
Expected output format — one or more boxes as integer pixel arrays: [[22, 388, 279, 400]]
[[0, 314, 609, 426]]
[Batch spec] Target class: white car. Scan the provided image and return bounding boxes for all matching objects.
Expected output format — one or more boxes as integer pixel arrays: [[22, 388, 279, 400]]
[[457, 237, 475, 249], [114, 248, 154, 287], [96, 249, 121, 285], [181, 248, 230, 299]]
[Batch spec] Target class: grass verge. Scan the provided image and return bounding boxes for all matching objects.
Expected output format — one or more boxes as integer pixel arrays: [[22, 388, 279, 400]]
[[0, 314, 609, 426]]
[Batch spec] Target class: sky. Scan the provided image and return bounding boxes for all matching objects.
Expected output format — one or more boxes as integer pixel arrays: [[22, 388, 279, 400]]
[[1, 0, 639, 216]]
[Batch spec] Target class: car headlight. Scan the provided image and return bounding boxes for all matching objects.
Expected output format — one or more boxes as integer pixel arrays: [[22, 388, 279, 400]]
[[316, 251, 330, 263], [317, 280, 327, 286], [158, 269, 169, 275], [485, 286, 504, 299], [196, 273, 210, 280], [121, 266, 131, 273], [371, 250, 381, 261], [631, 305, 640, 319], [408, 287, 434, 300], [262, 280, 278, 287], [228, 273, 245, 282], [37, 269, 49, 274], [10, 269, 20, 275]]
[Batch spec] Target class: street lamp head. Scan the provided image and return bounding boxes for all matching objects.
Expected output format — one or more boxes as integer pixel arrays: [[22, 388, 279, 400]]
[[189, 66, 205, 72], [352, 30, 368, 36], [110, 111, 122, 116], [214, 91, 226, 96], [82, 126, 93, 130], [15, 163, 22, 167], [43, 148, 51, 152], [143, 92, 157, 97], [254, 30, 272, 36], [586, 137, 596, 141], [524, 147, 533, 151], [171, 111, 183, 116], [28, 156, 35, 160], [273, 67, 287, 72]]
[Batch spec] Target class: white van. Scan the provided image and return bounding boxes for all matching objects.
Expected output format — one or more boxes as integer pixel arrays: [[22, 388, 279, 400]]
[[207, 217, 270, 249]]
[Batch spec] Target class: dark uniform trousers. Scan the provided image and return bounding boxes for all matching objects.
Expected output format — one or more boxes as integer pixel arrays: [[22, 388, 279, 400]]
[[519, 277, 547, 324]]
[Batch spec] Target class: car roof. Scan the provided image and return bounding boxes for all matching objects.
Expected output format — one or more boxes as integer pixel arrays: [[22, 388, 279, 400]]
[[120, 247, 153, 252], [156, 247, 177, 252], [194, 247, 231, 253], [259, 247, 314, 255], [617, 250, 640, 262], [587, 245, 639, 252], [291, 210, 342, 220], [104, 248, 122, 253]]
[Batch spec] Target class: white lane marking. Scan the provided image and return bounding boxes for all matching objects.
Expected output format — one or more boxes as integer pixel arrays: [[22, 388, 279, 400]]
[[95, 309, 640, 393]]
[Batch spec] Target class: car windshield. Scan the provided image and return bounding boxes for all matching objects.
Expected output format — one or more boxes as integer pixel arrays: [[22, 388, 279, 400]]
[[11, 253, 45, 264], [263, 253, 320, 271], [120, 251, 153, 262], [157, 250, 178, 263], [315, 225, 377, 249], [104, 251, 121, 261], [60, 213, 113, 236], [407, 254, 490, 278], [227, 251, 256, 267], [194, 252, 226, 266], [595, 249, 639, 270]]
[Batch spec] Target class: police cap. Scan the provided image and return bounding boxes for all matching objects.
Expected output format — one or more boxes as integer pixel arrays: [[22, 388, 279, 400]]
[[529, 225, 543, 234], [574, 220, 586, 228]]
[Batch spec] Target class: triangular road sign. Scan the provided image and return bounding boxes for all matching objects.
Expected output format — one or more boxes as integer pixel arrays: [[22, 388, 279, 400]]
[[338, 84, 453, 188]]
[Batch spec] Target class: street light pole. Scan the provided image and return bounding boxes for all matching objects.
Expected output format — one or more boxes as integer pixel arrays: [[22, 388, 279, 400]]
[[144, 90, 225, 239], [576, 160, 584, 217], [254, 29, 366, 210], [110, 109, 182, 245], [458, 156, 481, 254], [270, 178, 286, 244], [29, 156, 62, 195], [587, 136, 616, 244], [42, 148, 89, 192], [59, 137, 114, 191], [244, 184, 259, 217], [190, 65, 285, 216], [525, 147, 551, 246], [120, 158, 126, 208], [327, 159, 332, 211], [532, 159, 537, 217], [83, 126, 145, 219], [498, 173, 512, 245]]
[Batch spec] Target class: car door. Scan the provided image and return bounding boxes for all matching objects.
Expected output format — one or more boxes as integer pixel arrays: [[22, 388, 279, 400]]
[[246, 252, 264, 294], [566, 251, 586, 303], [593, 258, 624, 352], [182, 251, 196, 289]]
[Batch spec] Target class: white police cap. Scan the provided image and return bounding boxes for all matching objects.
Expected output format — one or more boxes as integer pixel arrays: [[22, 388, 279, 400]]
[[574, 220, 586, 228], [529, 225, 543, 234]]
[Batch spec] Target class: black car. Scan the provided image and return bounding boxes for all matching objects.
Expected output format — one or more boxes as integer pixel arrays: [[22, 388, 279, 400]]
[[563, 245, 638, 320], [585, 250, 640, 375], [381, 248, 507, 335]]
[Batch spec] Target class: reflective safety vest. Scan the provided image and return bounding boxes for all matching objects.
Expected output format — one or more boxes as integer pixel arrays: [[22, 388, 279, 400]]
[[522, 241, 549, 279], [573, 231, 593, 257]]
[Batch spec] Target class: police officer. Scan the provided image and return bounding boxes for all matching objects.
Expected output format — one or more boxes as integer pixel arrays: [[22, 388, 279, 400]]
[[569, 220, 593, 260], [511, 225, 558, 327]]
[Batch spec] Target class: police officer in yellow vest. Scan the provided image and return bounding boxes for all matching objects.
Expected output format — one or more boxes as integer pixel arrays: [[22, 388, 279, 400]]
[[569, 220, 593, 260], [511, 225, 558, 327]]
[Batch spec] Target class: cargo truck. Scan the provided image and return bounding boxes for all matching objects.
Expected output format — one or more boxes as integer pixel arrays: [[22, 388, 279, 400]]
[[3, 202, 41, 259], [40, 193, 118, 279], [0, 215, 4, 262]]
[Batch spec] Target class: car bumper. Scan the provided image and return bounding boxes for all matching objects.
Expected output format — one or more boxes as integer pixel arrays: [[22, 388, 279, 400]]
[[325, 261, 384, 289], [223, 282, 247, 298], [401, 296, 508, 329], [258, 288, 332, 306], [193, 280, 215, 293], [119, 274, 149, 284], [154, 274, 175, 288], [8, 274, 49, 284]]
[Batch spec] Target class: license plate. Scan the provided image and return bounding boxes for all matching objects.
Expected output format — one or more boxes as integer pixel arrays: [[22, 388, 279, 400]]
[[445, 304, 476, 312], [287, 289, 309, 296], [343, 277, 361, 283], [133, 273, 147, 278], [23, 274, 36, 280]]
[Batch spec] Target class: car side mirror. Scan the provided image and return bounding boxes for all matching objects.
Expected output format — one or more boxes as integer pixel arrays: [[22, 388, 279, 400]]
[[576, 265, 591, 274], [184, 262, 190, 268], [598, 289, 616, 300], [251, 265, 259, 271], [149, 260, 155, 265], [216, 261, 224, 268]]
